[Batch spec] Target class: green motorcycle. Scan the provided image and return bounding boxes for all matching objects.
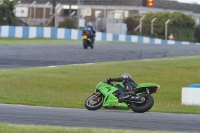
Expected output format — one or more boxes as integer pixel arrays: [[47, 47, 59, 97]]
[[85, 80, 160, 113]]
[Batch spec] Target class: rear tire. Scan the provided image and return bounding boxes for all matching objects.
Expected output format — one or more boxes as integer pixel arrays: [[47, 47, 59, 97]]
[[90, 44, 94, 49], [90, 40, 94, 49], [130, 94, 154, 113], [85, 93, 103, 110]]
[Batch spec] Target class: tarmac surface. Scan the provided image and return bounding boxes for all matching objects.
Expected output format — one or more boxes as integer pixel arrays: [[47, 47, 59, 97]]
[[0, 103, 200, 132], [0, 43, 200, 69]]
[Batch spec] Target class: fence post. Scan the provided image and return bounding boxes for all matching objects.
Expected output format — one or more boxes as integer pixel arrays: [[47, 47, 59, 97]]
[[151, 18, 157, 35], [28, 1, 36, 25], [43, 2, 50, 26], [140, 16, 145, 33], [77, 0, 81, 29], [55, 3, 61, 28], [165, 19, 171, 40]]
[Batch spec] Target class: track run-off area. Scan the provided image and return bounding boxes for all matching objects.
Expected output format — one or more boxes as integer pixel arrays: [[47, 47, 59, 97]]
[[0, 43, 200, 132]]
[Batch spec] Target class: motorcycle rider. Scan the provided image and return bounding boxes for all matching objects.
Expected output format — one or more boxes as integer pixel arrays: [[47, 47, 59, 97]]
[[106, 73, 139, 102], [84, 22, 96, 44]]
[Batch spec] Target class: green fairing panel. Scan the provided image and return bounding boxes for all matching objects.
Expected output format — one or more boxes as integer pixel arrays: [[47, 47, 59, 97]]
[[103, 94, 129, 110], [101, 86, 118, 96], [136, 83, 158, 89], [96, 82, 129, 110], [95, 82, 108, 90], [95, 82, 109, 92]]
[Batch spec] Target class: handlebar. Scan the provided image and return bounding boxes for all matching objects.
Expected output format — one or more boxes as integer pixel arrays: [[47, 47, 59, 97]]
[[104, 80, 114, 86]]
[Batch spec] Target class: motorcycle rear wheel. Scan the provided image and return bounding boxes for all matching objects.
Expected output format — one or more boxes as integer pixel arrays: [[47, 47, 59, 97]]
[[90, 44, 94, 49], [130, 94, 154, 113], [85, 93, 103, 110]]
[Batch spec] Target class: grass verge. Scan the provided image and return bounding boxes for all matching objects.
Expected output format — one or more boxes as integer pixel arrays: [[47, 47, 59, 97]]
[[0, 57, 200, 114], [0, 37, 136, 45], [0, 123, 185, 133]]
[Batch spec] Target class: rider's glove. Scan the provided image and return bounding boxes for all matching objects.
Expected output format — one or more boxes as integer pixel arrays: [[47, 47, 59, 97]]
[[106, 78, 112, 84]]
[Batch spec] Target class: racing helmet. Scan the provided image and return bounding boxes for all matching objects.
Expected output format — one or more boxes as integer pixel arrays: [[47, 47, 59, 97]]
[[87, 22, 93, 26], [121, 73, 132, 79]]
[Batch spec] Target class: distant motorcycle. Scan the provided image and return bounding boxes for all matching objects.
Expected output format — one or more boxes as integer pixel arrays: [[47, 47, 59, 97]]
[[85, 80, 160, 113], [82, 30, 94, 49]]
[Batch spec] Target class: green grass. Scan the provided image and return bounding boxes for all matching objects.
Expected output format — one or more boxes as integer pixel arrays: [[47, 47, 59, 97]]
[[0, 57, 200, 114], [0, 37, 136, 45], [0, 37, 81, 45], [0, 123, 186, 133]]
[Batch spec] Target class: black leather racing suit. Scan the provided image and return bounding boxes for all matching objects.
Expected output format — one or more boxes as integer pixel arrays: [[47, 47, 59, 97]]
[[107, 77, 138, 92]]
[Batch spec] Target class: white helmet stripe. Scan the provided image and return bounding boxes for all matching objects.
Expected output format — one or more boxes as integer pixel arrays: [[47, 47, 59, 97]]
[[121, 74, 131, 78]]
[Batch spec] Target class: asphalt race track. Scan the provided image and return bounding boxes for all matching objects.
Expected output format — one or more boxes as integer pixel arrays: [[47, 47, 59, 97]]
[[1, 43, 200, 132], [0, 103, 200, 132], [1, 43, 200, 70]]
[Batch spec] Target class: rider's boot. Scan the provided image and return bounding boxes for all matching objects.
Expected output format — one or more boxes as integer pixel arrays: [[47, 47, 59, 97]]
[[118, 91, 135, 103]]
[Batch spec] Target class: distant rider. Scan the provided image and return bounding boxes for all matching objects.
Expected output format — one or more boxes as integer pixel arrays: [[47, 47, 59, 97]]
[[106, 74, 139, 102], [84, 22, 96, 44]]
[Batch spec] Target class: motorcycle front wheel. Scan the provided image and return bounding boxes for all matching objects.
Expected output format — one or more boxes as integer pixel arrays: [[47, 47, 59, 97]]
[[83, 40, 88, 49], [85, 92, 103, 110], [130, 94, 154, 113]]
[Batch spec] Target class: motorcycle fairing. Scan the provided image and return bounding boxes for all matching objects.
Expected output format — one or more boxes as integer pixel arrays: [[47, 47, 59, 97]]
[[95, 82, 129, 110], [136, 83, 159, 94]]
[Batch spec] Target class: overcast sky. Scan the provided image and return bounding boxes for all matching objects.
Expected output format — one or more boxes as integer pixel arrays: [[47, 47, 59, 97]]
[[177, 0, 200, 4]]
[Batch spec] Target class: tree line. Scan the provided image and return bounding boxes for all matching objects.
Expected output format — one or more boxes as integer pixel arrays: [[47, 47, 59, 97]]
[[0, 0, 16, 25], [125, 12, 200, 42]]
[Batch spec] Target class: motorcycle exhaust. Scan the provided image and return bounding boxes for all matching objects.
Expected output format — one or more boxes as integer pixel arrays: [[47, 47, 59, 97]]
[[130, 96, 143, 103]]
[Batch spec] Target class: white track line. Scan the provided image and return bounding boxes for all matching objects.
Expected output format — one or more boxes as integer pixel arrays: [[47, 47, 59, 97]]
[[47, 63, 95, 68]]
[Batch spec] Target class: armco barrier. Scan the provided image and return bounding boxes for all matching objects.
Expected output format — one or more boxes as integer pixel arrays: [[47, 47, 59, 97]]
[[0, 26, 200, 45]]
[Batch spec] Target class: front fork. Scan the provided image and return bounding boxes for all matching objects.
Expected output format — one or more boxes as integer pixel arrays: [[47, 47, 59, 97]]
[[92, 92, 101, 99]]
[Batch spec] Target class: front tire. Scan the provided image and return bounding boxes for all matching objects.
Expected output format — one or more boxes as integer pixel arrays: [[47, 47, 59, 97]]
[[83, 45, 87, 49], [83, 40, 88, 49], [85, 93, 103, 110], [130, 94, 154, 113]]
